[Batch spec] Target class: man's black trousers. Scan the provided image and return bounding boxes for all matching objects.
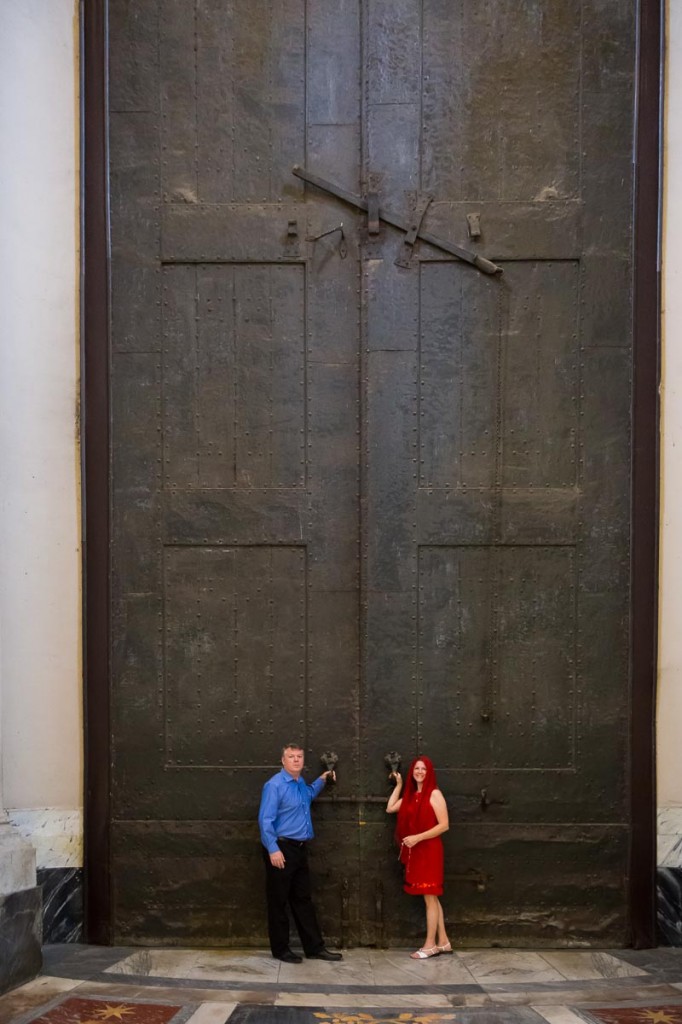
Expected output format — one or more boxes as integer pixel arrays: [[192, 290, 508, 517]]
[[262, 839, 325, 957]]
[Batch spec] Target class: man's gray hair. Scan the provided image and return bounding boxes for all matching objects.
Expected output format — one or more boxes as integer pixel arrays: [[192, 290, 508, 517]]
[[281, 743, 304, 756]]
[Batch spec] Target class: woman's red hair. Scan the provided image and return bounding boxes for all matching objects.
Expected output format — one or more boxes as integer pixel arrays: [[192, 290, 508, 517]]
[[396, 756, 439, 844]]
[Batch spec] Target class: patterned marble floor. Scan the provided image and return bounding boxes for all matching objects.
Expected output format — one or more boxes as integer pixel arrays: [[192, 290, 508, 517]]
[[2, 946, 682, 1024]]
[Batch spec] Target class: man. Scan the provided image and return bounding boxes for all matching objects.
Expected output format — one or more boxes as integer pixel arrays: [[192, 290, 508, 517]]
[[258, 744, 343, 963]]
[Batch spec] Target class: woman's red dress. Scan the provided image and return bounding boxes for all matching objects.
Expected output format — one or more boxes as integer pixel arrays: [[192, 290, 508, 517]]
[[399, 791, 444, 896]]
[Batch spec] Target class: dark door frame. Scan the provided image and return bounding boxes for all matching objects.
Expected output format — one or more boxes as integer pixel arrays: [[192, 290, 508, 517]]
[[81, 0, 663, 946]]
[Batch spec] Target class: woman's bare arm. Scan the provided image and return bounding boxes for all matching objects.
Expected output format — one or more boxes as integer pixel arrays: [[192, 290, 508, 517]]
[[386, 772, 403, 814]]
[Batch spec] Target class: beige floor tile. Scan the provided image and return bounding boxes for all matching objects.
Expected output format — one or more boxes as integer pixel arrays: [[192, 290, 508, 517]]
[[105, 949, 203, 977], [183, 1001, 239, 1023], [539, 951, 647, 981], [491, 981, 682, 1006], [458, 951, 565, 985], [530, 1005, 592, 1024], [274, 991, 452, 1007], [277, 954, 374, 987], [106, 948, 280, 984], [369, 948, 477, 986], [188, 951, 280, 983], [4, 977, 81, 997]]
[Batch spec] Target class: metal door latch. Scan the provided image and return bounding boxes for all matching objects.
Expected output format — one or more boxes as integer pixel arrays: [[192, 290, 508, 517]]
[[292, 164, 501, 275], [384, 751, 402, 777], [466, 212, 481, 239], [307, 223, 347, 259], [395, 193, 432, 268]]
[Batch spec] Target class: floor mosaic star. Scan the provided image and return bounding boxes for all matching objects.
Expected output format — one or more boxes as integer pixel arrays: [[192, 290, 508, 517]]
[[27, 999, 183, 1024], [586, 1011, 682, 1024]]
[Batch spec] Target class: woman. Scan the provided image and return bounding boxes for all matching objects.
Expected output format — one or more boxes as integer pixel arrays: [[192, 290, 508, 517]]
[[386, 756, 451, 959]]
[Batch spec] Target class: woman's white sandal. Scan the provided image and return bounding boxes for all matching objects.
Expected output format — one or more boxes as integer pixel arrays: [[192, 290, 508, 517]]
[[409, 946, 440, 959], [437, 942, 453, 955]]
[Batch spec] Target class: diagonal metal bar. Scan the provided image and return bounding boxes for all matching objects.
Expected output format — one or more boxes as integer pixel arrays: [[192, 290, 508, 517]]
[[292, 164, 502, 276]]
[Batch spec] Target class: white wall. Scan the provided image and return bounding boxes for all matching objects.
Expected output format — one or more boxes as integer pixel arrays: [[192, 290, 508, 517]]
[[0, 0, 83, 859], [659, 2, 682, 808]]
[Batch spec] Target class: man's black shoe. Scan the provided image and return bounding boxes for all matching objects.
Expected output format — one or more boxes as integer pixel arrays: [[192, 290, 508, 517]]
[[307, 948, 343, 961], [275, 950, 302, 963]]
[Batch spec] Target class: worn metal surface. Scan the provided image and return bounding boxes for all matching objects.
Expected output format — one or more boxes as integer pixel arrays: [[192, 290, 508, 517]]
[[107, 0, 637, 946]]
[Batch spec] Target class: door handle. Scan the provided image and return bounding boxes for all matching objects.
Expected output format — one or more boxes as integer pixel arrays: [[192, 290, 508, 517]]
[[292, 164, 502, 276], [384, 751, 402, 778], [320, 750, 338, 782], [480, 787, 507, 812]]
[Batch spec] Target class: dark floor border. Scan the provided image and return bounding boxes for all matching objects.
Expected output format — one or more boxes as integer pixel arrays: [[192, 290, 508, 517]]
[[82, 0, 663, 945], [629, 0, 663, 949], [81, 0, 111, 944]]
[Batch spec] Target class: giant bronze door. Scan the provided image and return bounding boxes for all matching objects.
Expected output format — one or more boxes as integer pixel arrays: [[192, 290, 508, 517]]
[[108, 0, 637, 944]]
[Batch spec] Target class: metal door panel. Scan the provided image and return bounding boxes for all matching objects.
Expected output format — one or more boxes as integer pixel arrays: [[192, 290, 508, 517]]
[[497, 491, 578, 546], [159, 0, 198, 204], [427, 769, 625, 825], [107, 0, 639, 945], [111, 0, 362, 942], [307, 222, 361, 364], [581, 253, 632, 349], [162, 262, 306, 489], [306, 362, 359, 591], [418, 545, 576, 770], [364, 594, 417, 763], [111, 592, 164, 814], [308, 818, 362, 949], [307, 0, 360, 126], [161, 206, 306, 263], [418, 263, 498, 489], [164, 490, 309, 546], [415, 488, 579, 547], [365, 350, 417, 593], [500, 262, 579, 488], [161, 0, 306, 205], [161, 265, 202, 487], [110, 112, 161, 354], [441, 824, 628, 945], [112, 819, 263, 945], [163, 545, 306, 768], [365, 257, 419, 353], [365, 0, 421, 207], [417, 261, 579, 490], [306, 593, 359, 776], [109, 0, 158, 115], [422, 0, 581, 203]]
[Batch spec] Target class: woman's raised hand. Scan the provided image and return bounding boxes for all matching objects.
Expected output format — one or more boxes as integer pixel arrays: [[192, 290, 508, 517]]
[[389, 771, 402, 785]]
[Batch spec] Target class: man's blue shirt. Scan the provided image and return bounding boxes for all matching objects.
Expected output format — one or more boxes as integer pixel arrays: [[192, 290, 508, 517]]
[[258, 768, 325, 854]]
